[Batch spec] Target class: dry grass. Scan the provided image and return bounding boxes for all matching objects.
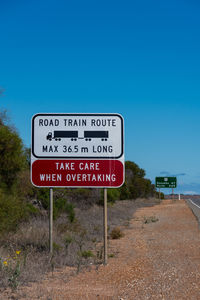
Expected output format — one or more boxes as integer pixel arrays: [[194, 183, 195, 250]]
[[143, 215, 159, 224], [0, 198, 158, 291]]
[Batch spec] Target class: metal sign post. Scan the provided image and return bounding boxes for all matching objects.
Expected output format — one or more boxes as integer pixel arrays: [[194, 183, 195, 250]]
[[49, 188, 53, 254], [103, 188, 108, 265]]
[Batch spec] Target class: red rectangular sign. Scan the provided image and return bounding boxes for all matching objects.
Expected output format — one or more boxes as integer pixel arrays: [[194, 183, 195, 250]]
[[31, 159, 124, 188]]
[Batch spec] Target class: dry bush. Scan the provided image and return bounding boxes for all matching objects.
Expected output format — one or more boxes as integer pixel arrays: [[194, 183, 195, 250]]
[[110, 227, 124, 239], [143, 215, 159, 224]]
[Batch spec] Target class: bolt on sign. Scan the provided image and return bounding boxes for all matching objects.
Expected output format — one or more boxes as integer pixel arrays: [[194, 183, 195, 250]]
[[31, 113, 124, 188], [155, 177, 177, 188]]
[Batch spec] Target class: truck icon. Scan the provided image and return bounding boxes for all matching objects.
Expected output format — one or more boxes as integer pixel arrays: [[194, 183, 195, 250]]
[[46, 130, 109, 141], [46, 131, 78, 141]]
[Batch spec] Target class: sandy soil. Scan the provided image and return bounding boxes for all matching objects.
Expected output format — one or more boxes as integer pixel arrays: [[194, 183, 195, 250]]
[[1, 199, 200, 300]]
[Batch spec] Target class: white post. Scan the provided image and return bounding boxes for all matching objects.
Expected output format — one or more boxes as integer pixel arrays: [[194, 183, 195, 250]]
[[49, 188, 53, 254], [103, 188, 108, 265]]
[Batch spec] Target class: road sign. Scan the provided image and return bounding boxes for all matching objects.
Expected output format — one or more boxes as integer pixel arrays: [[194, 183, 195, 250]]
[[31, 159, 124, 188], [32, 113, 123, 159], [31, 113, 124, 188], [155, 177, 177, 188]]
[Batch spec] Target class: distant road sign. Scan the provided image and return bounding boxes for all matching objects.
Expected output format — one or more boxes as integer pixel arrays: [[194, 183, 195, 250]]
[[155, 177, 177, 188], [32, 113, 124, 159]]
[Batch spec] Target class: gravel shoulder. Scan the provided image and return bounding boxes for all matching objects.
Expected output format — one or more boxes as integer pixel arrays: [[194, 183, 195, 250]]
[[2, 199, 200, 300]]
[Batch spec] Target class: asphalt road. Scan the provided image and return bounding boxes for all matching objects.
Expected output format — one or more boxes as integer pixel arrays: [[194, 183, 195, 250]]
[[187, 199, 200, 226]]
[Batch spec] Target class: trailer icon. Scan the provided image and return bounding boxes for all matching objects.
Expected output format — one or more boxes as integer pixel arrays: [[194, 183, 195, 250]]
[[46, 130, 109, 141], [84, 131, 108, 141]]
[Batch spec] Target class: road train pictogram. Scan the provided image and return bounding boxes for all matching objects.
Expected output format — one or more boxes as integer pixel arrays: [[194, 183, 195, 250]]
[[46, 130, 109, 141]]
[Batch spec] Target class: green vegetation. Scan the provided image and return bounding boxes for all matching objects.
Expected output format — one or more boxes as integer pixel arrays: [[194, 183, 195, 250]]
[[53, 242, 63, 253], [1, 250, 22, 291], [0, 112, 40, 234], [0, 112, 27, 190], [98, 161, 157, 206], [108, 253, 115, 258], [0, 110, 76, 233], [64, 234, 73, 249], [79, 250, 94, 259], [53, 197, 75, 221], [99, 188, 120, 205], [120, 161, 156, 200]]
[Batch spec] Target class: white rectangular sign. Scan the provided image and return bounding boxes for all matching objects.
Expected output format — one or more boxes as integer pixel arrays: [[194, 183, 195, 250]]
[[32, 113, 124, 159]]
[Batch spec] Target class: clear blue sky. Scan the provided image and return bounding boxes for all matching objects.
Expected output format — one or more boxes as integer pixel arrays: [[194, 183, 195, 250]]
[[1, 0, 200, 194]]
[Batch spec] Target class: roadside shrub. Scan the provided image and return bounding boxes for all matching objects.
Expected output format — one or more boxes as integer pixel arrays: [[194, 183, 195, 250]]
[[17, 169, 35, 198], [1, 250, 22, 291], [73, 188, 91, 200], [110, 227, 124, 239], [25, 203, 40, 216], [99, 188, 120, 205], [119, 182, 131, 200], [64, 234, 73, 249], [0, 191, 41, 235], [0, 193, 28, 234], [79, 250, 94, 259], [53, 242, 62, 253], [67, 188, 96, 208], [54, 198, 75, 222], [156, 192, 164, 199], [119, 161, 156, 200], [143, 215, 159, 224], [0, 122, 27, 189], [107, 189, 120, 204], [108, 253, 115, 258], [35, 188, 49, 209]]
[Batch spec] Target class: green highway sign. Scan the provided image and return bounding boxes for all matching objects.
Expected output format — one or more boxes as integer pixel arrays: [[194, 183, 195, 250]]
[[155, 177, 177, 188]]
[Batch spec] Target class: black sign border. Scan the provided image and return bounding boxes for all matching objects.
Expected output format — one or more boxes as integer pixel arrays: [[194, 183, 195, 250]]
[[32, 113, 124, 159]]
